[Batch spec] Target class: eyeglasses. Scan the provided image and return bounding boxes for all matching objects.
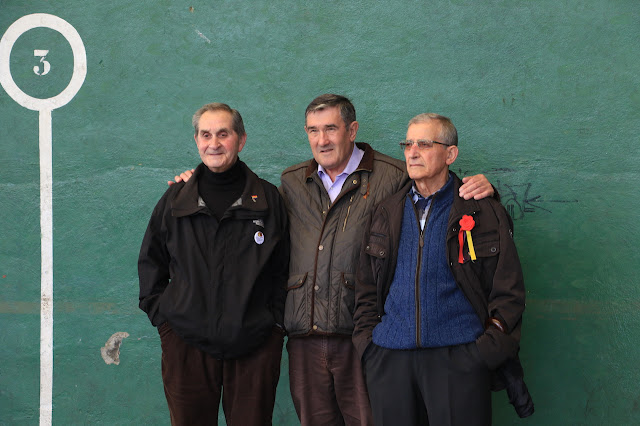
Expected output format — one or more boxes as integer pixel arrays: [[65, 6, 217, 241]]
[[399, 139, 449, 150]]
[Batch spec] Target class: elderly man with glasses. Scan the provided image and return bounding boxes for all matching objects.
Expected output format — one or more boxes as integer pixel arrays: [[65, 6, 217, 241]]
[[353, 113, 530, 425]]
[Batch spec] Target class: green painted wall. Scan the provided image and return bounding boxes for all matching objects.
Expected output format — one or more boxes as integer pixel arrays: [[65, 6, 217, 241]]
[[1, 0, 638, 424]]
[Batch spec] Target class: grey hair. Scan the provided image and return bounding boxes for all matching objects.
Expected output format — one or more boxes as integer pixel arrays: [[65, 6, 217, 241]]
[[408, 113, 458, 146], [192, 103, 246, 137], [305, 94, 356, 127]]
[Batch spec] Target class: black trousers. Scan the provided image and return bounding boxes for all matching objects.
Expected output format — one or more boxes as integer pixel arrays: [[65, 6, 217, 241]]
[[159, 323, 284, 426], [363, 342, 491, 426]]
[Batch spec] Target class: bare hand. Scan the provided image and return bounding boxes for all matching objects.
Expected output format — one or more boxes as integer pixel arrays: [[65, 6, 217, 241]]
[[167, 169, 195, 186], [459, 174, 494, 200]]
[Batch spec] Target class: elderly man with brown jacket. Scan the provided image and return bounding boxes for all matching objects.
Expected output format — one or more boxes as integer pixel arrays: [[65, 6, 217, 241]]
[[354, 113, 531, 426]]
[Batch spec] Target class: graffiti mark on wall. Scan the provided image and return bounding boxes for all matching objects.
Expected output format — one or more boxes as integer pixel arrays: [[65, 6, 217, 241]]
[[454, 167, 579, 220]]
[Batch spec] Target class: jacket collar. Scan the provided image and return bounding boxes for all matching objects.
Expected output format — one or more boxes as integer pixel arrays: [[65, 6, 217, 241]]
[[304, 142, 374, 179], [171, 161, 268, 217], [449, 172, 481, 220], [391, 172, 481, 217]]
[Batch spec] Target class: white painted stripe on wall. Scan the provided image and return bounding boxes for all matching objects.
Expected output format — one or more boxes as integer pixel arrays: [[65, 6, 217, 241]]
[[0, 14, 86, 426], [39, 109, 54, 426]]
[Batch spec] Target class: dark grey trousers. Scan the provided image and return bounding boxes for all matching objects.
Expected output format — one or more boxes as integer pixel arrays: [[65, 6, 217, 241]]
[[363, 342, 491, 426]]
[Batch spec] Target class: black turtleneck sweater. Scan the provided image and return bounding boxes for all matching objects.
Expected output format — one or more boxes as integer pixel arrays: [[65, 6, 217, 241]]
[[198, 160, 246, 220]]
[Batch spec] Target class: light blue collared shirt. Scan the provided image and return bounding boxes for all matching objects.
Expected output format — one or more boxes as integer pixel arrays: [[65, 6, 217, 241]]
[[317, 145, 365, 203]]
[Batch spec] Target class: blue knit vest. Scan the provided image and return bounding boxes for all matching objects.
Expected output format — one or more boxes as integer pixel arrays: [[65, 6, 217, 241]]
[[372, 179, 483, 349]]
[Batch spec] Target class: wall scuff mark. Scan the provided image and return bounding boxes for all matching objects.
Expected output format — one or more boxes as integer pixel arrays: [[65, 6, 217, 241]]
[[101, 332, 129, 365]]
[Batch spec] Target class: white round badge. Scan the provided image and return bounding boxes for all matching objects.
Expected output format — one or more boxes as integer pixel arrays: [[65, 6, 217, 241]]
[[254, 231, 265, 245]]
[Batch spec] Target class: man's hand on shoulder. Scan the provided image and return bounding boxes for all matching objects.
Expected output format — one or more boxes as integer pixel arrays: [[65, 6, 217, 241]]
[[459, 174, 494, 200], [167, 169, 195, 186]]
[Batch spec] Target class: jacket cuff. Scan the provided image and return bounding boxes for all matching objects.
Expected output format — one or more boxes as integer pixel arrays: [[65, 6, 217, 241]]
[[353, 332, 372, 360], [475, 327, 519, 370], [140, 296, 165, 327]]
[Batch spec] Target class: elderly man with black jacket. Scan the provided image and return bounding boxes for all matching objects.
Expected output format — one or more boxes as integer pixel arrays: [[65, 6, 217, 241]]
[[138, 103, 289, 426], [354, 113, 532, 425]]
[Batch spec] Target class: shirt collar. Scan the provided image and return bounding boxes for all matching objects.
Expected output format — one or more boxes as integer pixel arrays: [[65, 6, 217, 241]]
[[317, 144, 364, 181], [410, 172, 453, 204]]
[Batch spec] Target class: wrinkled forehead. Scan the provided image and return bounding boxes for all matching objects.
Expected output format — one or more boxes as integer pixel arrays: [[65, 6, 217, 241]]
[[305, 105, 344, 127], [406, 120, 442, 140], [198, 110, 235, 132]]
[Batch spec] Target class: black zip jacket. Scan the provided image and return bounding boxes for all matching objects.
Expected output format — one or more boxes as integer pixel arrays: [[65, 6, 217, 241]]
[[138, 161, 289, 359], [354, 173, 524, 366]]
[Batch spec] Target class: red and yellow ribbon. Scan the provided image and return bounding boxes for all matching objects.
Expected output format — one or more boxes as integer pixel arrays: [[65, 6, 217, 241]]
[[458, 215, 477, 263]]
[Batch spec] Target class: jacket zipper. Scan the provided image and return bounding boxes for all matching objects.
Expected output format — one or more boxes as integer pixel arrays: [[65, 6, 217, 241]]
[[415, 198, 434, 348], [415, 226, 424, 347], [342, 196, 354, 232]]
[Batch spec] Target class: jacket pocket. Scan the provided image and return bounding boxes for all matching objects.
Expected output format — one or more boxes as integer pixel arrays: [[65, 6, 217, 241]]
[[339, 272, 357, 328], [285, 272, 309, 332], [287, 272, 308, 290], [364, 232, 389, 290], [364, 232, 388, 259], [459, 230, 501, 297], [469, 230, 500, 258], [341, 272, 355, 290]]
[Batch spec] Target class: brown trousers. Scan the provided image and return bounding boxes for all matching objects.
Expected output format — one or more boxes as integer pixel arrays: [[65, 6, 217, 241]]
[[159, 323, 284, 426], [287, 335, 373, 426]]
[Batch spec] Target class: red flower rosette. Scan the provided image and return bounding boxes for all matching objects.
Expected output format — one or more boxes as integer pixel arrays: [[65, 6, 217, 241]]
[[458, 215, 477, 263], [459, 215, 475, 231]]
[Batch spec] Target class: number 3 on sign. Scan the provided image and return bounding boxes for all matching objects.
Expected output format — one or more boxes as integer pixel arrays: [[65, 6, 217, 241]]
[[33, 49, 50, 75]]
